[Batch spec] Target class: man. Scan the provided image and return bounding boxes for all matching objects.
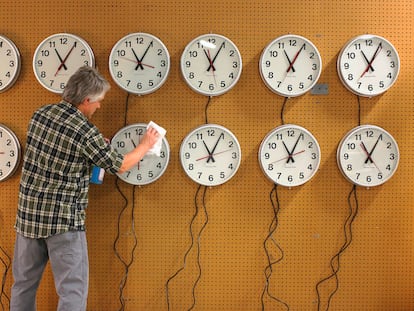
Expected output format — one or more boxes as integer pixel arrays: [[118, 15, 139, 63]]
[[10, 66, 159, 311]]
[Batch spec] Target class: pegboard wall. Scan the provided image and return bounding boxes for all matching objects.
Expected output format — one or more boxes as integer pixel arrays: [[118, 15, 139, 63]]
[[0, 1, 413, 310]]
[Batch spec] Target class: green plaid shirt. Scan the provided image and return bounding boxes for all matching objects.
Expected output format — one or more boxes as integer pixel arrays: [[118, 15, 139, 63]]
[[15, 101, 123, 238]]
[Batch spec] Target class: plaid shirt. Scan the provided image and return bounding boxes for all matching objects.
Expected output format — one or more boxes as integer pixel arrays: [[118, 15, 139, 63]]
[[15, 101, 123, 238]]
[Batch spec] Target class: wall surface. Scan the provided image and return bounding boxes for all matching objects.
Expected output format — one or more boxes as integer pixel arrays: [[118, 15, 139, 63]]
[[0, 1, 413, 310]]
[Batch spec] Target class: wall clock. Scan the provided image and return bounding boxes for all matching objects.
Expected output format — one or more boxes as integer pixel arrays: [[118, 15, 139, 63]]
[[111, 123, 170, 185], [258, 124, 321, 187], [259, 34, 322, 97], [180, 33, 242, 96], [33, 33, 95, 94], [337, 34, 400, 97], [180, 124, 241, 186], [0, 35, 21, 93], [0, 123, 21, 181], [109, 32, 170, 95], [337, 124, 399, 187]]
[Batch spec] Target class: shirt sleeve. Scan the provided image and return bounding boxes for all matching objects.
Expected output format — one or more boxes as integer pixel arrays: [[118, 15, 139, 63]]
[[83, 127, 124, 174]]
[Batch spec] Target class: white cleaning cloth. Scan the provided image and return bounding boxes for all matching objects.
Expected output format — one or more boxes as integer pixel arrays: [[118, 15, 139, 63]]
[[146, 121, 166, 156]]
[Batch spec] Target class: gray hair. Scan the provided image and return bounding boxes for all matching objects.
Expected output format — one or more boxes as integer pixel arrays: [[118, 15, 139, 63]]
[[62, 66, 110, 106]]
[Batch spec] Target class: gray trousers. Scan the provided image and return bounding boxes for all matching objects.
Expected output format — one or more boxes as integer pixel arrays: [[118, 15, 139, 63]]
[[10, 231, 89, 311]]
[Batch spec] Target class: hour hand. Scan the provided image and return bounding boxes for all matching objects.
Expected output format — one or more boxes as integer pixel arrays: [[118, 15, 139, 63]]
[[202, 140, 215, 163]]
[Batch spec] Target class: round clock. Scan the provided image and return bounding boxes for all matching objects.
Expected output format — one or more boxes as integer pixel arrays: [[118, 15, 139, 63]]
[[111, 123, 170, 185], [33, 33, 95, 94], [109, 32, 170, 95], [259, 34, 322, 97], [0, 35, 21, 93], [0, 123, 21, 181], [180, 124, 241, 186], [337, 34, 400, 97], [180, 33, 242, 96], [337, 125, 399, 187], [258, 124, 321, 187]]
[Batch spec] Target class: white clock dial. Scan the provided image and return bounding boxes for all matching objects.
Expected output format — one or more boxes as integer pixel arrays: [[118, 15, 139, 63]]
[[258, 124, 321, 187], [109, 32, 170, 95], [33, 33, 95, 94], [180, 33, 242, 96], [337, 125, 399, 187], [111, 123, 170, 185], [0, 35, 21, 93], [259, 34, 322, 97], [337, 34, 400, 97], [0, 123, 21, 181], [180, 124, 241, 186]]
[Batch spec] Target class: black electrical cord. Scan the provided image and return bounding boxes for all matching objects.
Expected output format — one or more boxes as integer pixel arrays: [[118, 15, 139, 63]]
[[260, 184, 289, 311], [315, 185, 359, 310], [112, 92, 140, 311], [204, 96, 212, 124], [165, 185, 208, 311], [280, 97, 289, 125], [0, 245, 11, 311]]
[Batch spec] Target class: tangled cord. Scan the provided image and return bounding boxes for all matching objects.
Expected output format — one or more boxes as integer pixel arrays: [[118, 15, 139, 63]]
[[260, 184, 289, 310], [165, 185, 208, 311], [315, 185, 359, 310]]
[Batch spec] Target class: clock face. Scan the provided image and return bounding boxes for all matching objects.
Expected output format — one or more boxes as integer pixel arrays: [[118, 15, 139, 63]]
[[180, 33, 242, 96], [259, 34, 322, 97], [0, 35, 21, 93], [258, 124, 321, 187], [180, 124, 241, 186], [109, 32, 170, 95], [33, 33, 95, 94], [337, 34, 400, 97], [111, 123, 170, 185], [337, 125, 399, 187], [0, 123, 21, 181]]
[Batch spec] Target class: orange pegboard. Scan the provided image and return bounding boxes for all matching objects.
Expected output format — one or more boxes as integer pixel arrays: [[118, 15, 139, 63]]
[[0, 1, 413, 310]]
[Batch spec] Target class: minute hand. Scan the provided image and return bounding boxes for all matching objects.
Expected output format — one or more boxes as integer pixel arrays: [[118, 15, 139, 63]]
[[206, 42, 224, 72]]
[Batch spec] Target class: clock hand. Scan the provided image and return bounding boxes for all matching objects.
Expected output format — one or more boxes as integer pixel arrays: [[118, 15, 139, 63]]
[[364, 135, 382, 164], [360, 50, 375, 72], [208, 134, 224, 163], [119, 56, 155, 68], [206, 42, 225, 72], [360, 142, 382, 173], [196, 149, 233, 161], [282, 141, 294, 163], [131, 48, 144, 70], [136, 41, 154, 71], [360, 42, 382, 78], [283, 50, 296, 73], [285, 133, 303, 163], [203, 49, 216, 72], [54, 49, 68, 71], [202, 140, 215, 163], [286, 43, 306, 73], [272, 150, 305, 164], [54, 42, 77, 76]]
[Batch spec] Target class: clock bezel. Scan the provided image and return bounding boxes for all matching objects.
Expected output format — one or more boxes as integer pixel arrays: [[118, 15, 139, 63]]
[[179, 123, 242, 186], [0, 34, 21, 93], [258, 124, 321, 187], [259, 34, 322, 97], [111, 123, 170, 186], [0, 123, 21, 182], [108, 32, 171, 95], [32, 33, 95, 94], [336, 124, 400, 187], [180, 33, 243, 97]]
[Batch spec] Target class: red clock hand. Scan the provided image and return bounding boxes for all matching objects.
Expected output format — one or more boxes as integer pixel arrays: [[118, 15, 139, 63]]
[[286, 43, 305, 73]]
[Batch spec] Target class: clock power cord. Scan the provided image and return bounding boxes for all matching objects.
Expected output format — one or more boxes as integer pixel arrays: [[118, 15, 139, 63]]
[[165, 184, 209, 311], [0, 244, 11, 311], [260, 183, 289, 311]]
